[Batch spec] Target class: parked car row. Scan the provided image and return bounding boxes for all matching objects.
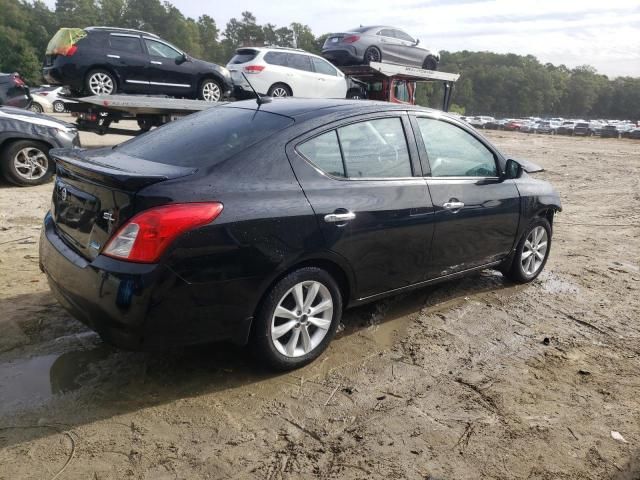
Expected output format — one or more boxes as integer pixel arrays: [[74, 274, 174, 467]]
[[462, 115, 639, 139]]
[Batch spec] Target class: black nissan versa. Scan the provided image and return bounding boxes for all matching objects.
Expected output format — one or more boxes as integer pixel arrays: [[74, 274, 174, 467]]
[[40, 99, 561, 370]]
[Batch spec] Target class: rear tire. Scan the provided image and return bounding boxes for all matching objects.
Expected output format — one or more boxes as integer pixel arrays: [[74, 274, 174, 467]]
[[251, 267, 343, 371], [422, 55, 438, 70], [29, 103, 43, 113], [364, 46, 382, 65], [267, 83, 292, 97], [0, 140, 53, 187], [85, 69, 117, 96], [502, 218, 552, 283]]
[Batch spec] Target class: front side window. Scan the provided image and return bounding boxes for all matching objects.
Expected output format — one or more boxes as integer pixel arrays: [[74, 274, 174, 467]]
[[416, 118, 497, 177], [394, 30, 415, 42], [145, 39, 182, 59], [297, 118, 412, 179], [287, 53, 312, 72], [109, 35, 142, 53], [311, 57, 337, 76]]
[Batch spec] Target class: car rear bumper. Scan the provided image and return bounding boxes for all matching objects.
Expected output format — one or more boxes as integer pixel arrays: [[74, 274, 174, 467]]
[[322, 47, 361, 66], [40, 213, 255, 350]]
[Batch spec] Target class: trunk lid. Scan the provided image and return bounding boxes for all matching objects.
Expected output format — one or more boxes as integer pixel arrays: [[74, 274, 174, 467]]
[[51, 148, 196, 260], [324, 33, 349, 47]]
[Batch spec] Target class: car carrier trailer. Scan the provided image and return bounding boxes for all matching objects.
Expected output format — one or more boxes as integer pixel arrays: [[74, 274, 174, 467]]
[[65, 61, 460, 136]]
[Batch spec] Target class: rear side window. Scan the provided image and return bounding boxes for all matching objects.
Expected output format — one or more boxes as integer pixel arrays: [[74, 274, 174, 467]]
[[311, 57, 337, 76], [117, 107, 293, 167], [229, 49, 259, 64], [297, 117, 412, 179], [287, 54, 312, 72], [264, 51, 288, 66], [416, 118, 497, 177], [109, 35, 142, 53], [297, 131, 345, 177]]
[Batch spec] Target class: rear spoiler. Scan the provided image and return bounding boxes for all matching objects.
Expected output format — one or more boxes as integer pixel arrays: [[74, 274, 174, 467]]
[[51, 148, 197, 190]]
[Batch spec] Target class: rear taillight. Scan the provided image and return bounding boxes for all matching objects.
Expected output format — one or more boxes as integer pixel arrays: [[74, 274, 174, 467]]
[[13, 76, 25, 86], [103, 202, 223, 263], [65, 44, 78, 56], [343, 35, 360, 43], [244, 65, 265, 74], [40, 92, 49, 96]]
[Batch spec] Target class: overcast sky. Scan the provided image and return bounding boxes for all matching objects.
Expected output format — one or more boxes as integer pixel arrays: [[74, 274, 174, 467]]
[[48, 0, 640, 76]]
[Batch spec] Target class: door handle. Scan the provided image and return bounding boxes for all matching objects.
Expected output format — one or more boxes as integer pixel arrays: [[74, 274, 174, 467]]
[[443, 201, 465, 211], [107, 54, 120, 59], [150, 61, 162, 65], [324, 211, 356, 223]]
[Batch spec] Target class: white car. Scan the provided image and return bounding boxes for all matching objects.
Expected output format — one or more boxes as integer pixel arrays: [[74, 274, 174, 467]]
[[227, 47, 348, 99], [30, 85, 73, 113], [28, 93, 55, 114], [467, 116, 495, 128]]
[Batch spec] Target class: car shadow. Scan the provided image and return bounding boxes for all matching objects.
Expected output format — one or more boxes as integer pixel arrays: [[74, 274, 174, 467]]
[[0, 269, 518, 449]]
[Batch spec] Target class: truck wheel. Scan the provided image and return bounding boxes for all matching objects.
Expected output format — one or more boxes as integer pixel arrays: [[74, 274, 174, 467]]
[[85, 69, 117, 96], [268, 83, 292, 97], [0, 140, 54, 187], [364, 46, 381, 64], [422, 55, 438, 70], [199, 79, 222, 102], [251, 267, 343, 370]]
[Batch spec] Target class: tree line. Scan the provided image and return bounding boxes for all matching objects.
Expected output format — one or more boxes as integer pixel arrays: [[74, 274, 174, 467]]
[[1, 0, 638, 120]]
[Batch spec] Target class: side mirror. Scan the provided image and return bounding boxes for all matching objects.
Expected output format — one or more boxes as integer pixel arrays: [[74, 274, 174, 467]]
[[504, 159, 523, 180], [176, 53, 188, 64], [415, 39, 420, 46]]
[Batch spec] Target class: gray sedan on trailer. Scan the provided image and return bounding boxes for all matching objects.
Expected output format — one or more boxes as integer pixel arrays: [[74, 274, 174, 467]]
[[322, 26, 439, 70]]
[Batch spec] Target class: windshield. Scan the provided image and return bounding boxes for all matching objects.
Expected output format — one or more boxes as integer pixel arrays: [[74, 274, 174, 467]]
[[117, 107, 294, 167]]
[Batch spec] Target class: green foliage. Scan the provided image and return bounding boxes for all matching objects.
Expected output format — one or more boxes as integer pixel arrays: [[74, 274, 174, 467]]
[[1, 0, 638, 120]]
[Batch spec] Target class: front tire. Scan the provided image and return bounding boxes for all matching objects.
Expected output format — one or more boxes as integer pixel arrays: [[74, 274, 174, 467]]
[[251, 267, 343, 370], [53, 100, 66, 113], [503, 218, 552, 283], [85, 69, 117, 96], [199, 78, 222, 102], [422, 55, 438, 70], [0, 140, 53, 187]]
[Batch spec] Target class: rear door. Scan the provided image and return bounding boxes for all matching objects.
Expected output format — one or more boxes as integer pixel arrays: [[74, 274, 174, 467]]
[[310, 57, 347, 98], [107, 33, 149, 93], [411, 114, 521, 278], [285, 53, 316, 97], [143, 38, 194, 96], [287, 113, 435, 300]]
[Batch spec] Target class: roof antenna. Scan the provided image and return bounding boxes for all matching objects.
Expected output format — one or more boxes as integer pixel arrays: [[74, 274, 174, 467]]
[[242, 72, 272, 105]]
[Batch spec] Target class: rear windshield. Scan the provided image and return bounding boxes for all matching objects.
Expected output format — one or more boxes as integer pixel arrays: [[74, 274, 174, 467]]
[[117, 107, 293, 167], [46, 28, 87, 55], [229, 49, 259, 64]]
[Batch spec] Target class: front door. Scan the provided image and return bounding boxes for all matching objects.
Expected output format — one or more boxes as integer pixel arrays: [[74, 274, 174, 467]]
[[411, 115, 521, 278], [143, 38, 194, 97], [288, 114, 435, 300], [106, 33, 149, 93]]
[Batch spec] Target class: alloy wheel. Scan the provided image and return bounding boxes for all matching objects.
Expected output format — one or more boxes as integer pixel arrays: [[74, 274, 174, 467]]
[[53, 101, 66, 113], [202, 81, 221, 102], [365, 48, 381, 63], [89, 73, 114, 95], [270, 281, 333, 358], [521, 226, 548, 275], [271, 87, 289, 97], [13, 147, 48, 181]]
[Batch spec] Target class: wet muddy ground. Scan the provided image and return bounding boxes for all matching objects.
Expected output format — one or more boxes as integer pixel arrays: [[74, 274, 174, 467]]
[[0, 125, 639, 479]]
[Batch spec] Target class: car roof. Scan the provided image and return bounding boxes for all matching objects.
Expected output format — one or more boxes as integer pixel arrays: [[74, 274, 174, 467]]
[[85, 26, 159, 38], [224, 97, 444, 120]]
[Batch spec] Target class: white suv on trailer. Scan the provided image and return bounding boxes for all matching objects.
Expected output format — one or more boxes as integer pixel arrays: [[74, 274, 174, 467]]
[[227, 47, 348, 99]]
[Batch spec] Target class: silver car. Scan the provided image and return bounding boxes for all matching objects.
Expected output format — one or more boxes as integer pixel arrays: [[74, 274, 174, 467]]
[[322, 26, 439, 70]]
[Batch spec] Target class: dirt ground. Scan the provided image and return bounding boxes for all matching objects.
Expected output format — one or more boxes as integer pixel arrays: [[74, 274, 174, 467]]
[[0, 121, 638, 479]]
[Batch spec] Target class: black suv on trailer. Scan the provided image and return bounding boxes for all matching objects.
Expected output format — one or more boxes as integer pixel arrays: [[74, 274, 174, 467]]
[[43, 27, 232, 102]]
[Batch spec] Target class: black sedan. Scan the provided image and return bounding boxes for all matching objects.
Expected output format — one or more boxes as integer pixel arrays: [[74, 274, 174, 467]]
[[40, 99, 561, 370]]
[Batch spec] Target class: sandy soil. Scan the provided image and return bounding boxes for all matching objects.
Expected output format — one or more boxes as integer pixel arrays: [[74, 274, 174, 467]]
[[0, 122, 638, 479]]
